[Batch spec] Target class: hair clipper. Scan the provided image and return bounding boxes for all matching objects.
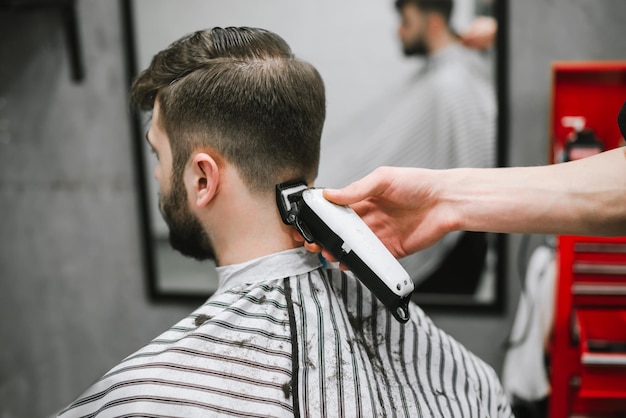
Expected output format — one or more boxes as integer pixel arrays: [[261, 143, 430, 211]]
[[276, 180, 414, 323]]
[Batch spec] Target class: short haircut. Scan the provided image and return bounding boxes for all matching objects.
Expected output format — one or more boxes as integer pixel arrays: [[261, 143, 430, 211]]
[[394, 0, 453, 24], [131, 27, 326, 194]]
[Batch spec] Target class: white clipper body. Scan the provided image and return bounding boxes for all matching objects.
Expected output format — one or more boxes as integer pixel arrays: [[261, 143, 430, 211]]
[[276, 180, 414, 323]]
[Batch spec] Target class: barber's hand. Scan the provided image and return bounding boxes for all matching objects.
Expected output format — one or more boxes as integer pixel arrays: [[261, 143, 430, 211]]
[[293, 233, 342, 266], [295, 166, 458, 260], [460, 16, 497, 50]]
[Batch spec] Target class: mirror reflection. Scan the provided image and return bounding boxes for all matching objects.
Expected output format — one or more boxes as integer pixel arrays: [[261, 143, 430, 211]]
[[132, 0, 505, 311]]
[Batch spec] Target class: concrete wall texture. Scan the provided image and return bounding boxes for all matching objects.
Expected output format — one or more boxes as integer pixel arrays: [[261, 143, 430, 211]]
[[0, 2, 194, 417], [0, 0, 625, 416]]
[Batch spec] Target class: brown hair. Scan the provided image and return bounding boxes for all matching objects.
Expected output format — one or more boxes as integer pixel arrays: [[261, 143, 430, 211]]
[[131, 27, 326, 194], [395, 0, 453, 24]]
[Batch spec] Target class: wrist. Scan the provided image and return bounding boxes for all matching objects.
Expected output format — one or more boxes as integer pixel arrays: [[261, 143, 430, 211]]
[[434, 168, 471, 233]]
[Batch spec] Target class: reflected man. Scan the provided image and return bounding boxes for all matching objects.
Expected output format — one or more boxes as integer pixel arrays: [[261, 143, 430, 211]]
[[320, 0, 497, 295]]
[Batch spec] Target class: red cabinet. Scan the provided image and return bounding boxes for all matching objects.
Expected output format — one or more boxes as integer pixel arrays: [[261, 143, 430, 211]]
[[549, 61, 626, 164], [549, 236, 626, 417], [548, 61, 626, 417]]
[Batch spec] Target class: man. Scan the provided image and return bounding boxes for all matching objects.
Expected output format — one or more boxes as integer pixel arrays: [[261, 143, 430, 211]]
[[58, 27, 511, 417], [322, 0, 497, 294]]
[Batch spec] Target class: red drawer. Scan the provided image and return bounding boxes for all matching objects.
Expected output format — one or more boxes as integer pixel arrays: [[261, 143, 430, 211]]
[[576, 309, 626, 400]]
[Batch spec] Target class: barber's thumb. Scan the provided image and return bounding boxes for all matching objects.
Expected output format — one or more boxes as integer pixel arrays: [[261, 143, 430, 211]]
[[321, 188, 344, 204], [324, 176, 377, 205], [323, 184, 363, 205]]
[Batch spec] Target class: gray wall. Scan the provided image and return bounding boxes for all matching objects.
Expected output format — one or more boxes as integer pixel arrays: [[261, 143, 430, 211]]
[[1, 0, 625, 417], [0, 2, 194, 417]]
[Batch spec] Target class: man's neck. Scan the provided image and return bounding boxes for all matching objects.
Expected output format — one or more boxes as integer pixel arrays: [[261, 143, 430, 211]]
[[427, 30, 458, 56], [212, 211, 302, 266], [206, 180, 302, 267]]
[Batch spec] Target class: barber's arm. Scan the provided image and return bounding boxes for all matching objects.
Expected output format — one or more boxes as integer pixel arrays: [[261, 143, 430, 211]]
[[438, 147, 626, 237], [302, 147, 626, 260]]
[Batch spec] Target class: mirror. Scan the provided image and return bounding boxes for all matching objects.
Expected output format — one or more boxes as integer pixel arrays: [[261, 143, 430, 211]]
[[125, 0, 507, 312]]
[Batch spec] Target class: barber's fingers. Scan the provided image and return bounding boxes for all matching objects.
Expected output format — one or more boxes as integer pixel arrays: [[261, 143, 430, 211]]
[[323, 167, 391, 206], [304, 240, 322, 253], [304, 241, 339, 264], [292, 230, 319, 248], [293, 230, 335, 257], [293, 229, 342, 265], [460, 16, 497, 50]]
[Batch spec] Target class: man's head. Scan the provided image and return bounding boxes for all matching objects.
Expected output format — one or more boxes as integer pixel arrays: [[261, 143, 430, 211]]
[[131, 27, 326, 261], [395, 0, 454, 56]]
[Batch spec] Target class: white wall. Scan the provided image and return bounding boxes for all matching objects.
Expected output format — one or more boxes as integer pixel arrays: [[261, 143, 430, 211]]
[[133, 0, 418, 236], [134, 0, 415, 140]]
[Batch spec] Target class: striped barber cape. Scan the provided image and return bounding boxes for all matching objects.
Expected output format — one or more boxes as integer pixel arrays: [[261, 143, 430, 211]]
[[58, 247, 513, 417]]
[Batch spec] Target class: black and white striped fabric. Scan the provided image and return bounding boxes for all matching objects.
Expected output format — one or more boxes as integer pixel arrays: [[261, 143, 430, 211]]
[[317, 44, 497, 283], [58, 248, 513, 417]]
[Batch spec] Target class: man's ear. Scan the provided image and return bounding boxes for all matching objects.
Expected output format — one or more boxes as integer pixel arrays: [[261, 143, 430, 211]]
[[188, 152, 219, 208]]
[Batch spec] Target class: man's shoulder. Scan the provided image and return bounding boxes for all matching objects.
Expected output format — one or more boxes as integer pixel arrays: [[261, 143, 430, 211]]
[[427, 47, 491, 86]]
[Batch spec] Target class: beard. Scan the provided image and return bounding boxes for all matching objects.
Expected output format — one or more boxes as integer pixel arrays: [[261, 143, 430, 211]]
[[159, 181, 216, 262], [402, 36, 428, 56]]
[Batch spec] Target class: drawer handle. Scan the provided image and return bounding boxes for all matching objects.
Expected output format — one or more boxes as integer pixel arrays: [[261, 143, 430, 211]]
[[574, 262, 626, 275], [575, 243, 626, 254], [572, 283, 626, 295], [582, 353, 626, 366]]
